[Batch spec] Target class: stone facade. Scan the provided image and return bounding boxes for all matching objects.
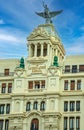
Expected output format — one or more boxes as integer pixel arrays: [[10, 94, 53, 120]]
[[0, 23, 84, 130]]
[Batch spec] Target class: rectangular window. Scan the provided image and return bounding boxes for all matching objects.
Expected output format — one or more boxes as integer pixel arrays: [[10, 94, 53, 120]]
[[35, 81, 40, 89], [33, 101, 38, 110], [76, 117, 80, 130], [0, 120, 3, 130], [64, 117, 68, 130], [70, 80, 75, 90], [70, 101, 75, 111], [4, 69, 9, 76], [65, 65, 70, 73], [77, 80, 81, 90], [0, 104, 5, 114], [1, 83, 6, 93], [8, 83, 12, 93], [64, 101, 68, 112], [69, 117, 74, 130], [79, 65, 84, 72], [64, 80, 68, 90], [6, 104, 10, 114], [72, 65, 77, 73], [29, 81, 33, 89], [5, 120, 9, 130], [76, 101, 80, 111], [26, 102, 31, 111], [41, 80, 45, 88]]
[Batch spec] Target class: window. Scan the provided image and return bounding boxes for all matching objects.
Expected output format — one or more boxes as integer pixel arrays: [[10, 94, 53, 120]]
[[0, 104, 5, 114], [37, 43, 41, 57], [5, 120, 9, 130], [69, 117, 74, 130], [64, 80, 68, 90], [8, 83, 12, 93], [70, 101, 75, 111], [76, 101, 80, 111], [79, 65, 84, 72], [35, 81, 40, 89], [33, 101, 38, 110], [40, 101, 45, 111], [64, 117, 68, 130], [31, 118, 39, 130], [64, 101, 68, 112], [77, 80, 81, 90], [0, 120, 3, 130], [1, 83, 6, 93], [65, 65, 70, 73], [70, 80, 75, 90], [72, 65, 77, 73], [29, 81, 33, 89], [26, 102, 31, 111], [76, 117, 80, 130], [6, 104, 10, 114], [4, 69, 9, 76], [43, 43, 47, 56], [41, 80, 45, 88]]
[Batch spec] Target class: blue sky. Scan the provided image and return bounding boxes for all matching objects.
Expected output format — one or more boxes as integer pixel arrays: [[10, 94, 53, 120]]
[[0, 0, 84, 59]]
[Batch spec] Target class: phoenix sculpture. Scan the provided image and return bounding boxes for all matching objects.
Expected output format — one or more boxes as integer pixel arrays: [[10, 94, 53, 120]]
[[36, 2, 63, 24]]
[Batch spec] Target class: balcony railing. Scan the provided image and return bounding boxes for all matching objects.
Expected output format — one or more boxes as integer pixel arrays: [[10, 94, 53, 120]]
[[0, 72, 14, 77], [63, 69, 84, 74]]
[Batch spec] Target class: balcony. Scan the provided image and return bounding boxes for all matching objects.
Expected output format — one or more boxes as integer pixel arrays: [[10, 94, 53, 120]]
[[0, 72, 14, 77]]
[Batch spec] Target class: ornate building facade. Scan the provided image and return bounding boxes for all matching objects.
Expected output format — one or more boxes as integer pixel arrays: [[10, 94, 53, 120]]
[[0, 9, 84, 130]]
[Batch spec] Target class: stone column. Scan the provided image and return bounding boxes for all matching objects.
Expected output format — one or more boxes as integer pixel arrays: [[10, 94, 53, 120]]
[[28, 44, 31, 57], [56, 49, 58, 56], [20, 100, 23, 112], [11, 99, 14, 113], [34, 44, 37, 57], [47, 43, 50, 56], [41, 44, 43, 56]]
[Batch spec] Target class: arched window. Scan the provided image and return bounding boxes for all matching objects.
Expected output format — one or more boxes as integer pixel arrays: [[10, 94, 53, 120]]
[[33, 101, 38, 110], [40, 101, 45, 111], [26, 102, 31, 111], [31, 118, 39, 130]]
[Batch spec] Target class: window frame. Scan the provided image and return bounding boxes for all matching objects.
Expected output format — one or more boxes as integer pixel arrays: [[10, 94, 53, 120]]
[[70, 101, 75, 111], [64, 101, 68, 112]]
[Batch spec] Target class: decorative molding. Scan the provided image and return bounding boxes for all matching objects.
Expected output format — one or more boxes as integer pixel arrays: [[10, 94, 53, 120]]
[[14, 69, 25, 77], [28, 27, 49, 40], [48, 66, 59, 76]]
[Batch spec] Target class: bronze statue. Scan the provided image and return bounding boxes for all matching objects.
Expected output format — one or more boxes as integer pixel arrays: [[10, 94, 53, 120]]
[[36, 2, 63, 24]]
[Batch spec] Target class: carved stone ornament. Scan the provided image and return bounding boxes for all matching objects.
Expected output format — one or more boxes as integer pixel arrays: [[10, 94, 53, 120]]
[[48, 66, 59, 76], [14, 69, 25, 77], [28, 27, 49, 40]]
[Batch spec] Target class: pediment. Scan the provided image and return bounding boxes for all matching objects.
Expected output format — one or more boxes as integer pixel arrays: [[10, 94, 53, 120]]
[[27, 27, 49, 40]]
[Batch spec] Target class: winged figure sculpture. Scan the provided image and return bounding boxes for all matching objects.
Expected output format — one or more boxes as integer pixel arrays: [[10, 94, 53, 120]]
[[36, 2, 63, 24]]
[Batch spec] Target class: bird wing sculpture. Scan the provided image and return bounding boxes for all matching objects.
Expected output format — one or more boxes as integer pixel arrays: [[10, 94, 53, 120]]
[[36, 12, 46, 18], [49, 10, 63, 18], [35, 3, 63, 24]]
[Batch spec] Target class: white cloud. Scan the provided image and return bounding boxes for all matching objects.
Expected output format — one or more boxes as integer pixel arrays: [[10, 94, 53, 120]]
[[65, 35, 84, 55], [0, 19, 4, 24], [0, 34, 19, 42]]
